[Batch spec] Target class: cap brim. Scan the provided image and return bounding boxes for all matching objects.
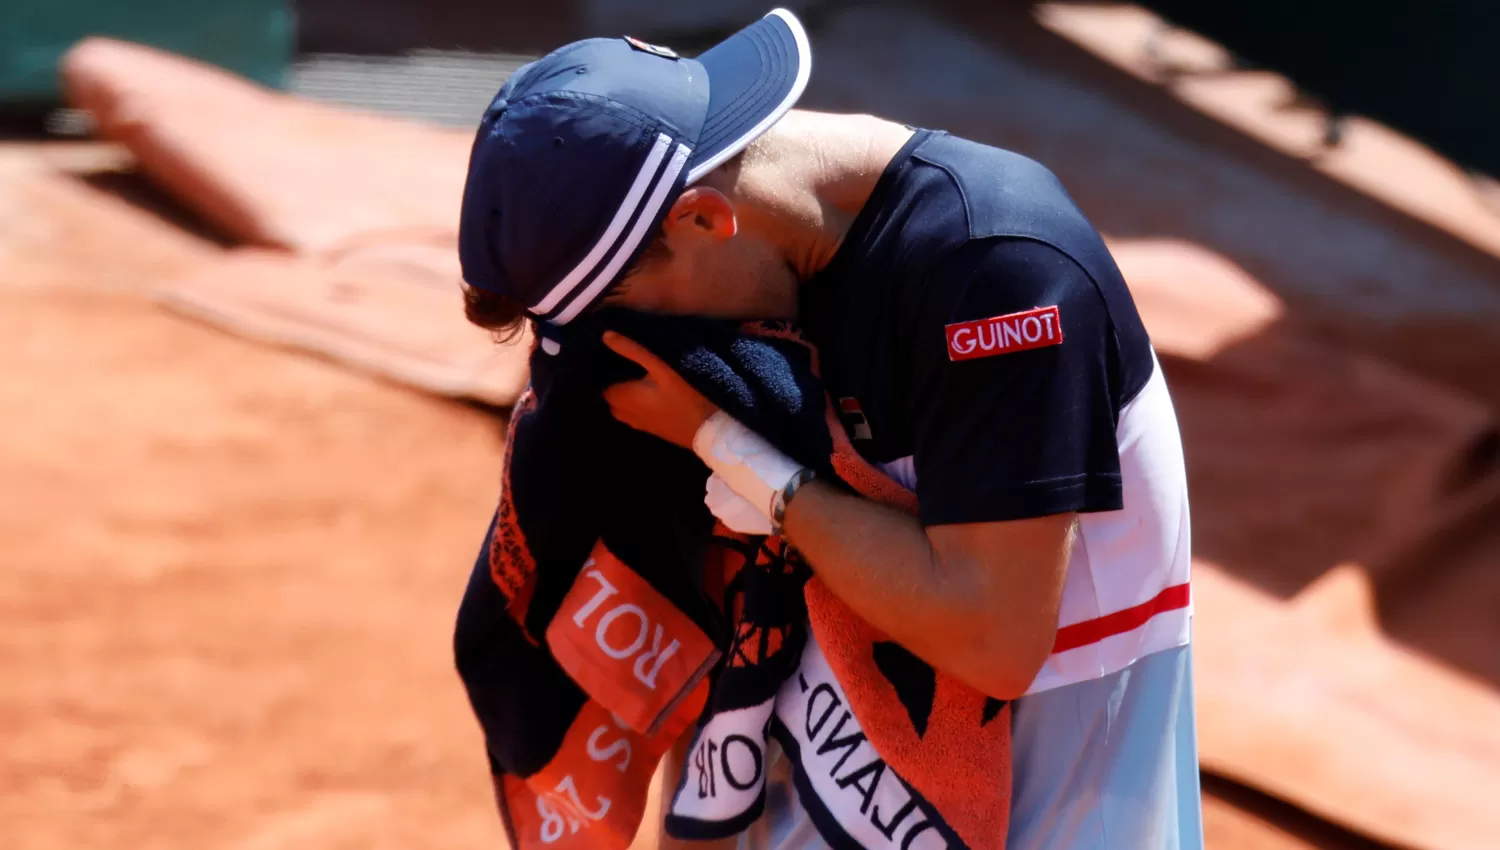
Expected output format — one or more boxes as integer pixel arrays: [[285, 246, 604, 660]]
[[686, 8, 811, 184]]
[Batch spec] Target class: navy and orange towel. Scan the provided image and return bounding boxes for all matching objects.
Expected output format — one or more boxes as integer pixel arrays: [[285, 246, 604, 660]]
[[454, 312, 1011, 850]]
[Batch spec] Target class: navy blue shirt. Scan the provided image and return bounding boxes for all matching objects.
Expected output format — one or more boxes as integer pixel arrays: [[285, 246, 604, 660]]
[[799, 130, 1154, 526]]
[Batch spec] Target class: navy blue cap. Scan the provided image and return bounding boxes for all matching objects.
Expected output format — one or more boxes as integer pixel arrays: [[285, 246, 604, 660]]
[[458, 8, 812, 327]]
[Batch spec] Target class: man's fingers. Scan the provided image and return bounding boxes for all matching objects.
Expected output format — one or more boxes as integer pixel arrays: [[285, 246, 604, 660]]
[[601, 379, 637, 406], [602, 378, 647, 415], [602, 331, 669, 377], [601, 383, 649, 435]]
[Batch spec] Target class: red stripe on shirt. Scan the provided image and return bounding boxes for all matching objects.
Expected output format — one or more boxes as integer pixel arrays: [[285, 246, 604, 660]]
[[1051, 582, 1191, 654]]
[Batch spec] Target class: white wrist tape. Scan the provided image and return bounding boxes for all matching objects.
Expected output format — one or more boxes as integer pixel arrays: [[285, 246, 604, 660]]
[[704, 473, 775, 535], [692, 411, 804, 521]]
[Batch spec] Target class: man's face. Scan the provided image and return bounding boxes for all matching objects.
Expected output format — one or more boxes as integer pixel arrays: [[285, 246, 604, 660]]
[[600, 187, 799, 320]]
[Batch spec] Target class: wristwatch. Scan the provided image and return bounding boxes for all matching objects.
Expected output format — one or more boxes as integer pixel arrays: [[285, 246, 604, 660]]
[[770, 467, 818, 536]]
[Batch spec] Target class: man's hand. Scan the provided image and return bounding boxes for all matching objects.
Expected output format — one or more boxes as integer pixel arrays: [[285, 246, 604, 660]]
[[602, 331, 720, 450]]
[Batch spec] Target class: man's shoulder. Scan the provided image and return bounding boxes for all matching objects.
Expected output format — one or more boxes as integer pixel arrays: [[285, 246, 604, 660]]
[[886, 133, 1118, 293], [909, 134, 1090, 239]]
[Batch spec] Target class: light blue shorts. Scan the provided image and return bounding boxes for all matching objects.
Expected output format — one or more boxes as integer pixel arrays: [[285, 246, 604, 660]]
[[1007, 643, 1204, 850], [738, 643, 1204, 850]]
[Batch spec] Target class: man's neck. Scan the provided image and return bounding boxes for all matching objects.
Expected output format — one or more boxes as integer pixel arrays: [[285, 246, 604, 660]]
[[736, 111, 916, 281]]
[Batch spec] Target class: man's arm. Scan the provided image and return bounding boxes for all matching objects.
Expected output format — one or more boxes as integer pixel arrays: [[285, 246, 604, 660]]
[[601, 331, 1072, 700], [780, 479, 1071, 700], [780, 240, 1121, 696]]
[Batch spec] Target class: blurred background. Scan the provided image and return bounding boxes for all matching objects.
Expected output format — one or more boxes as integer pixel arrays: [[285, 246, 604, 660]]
[[3, 1, 1498, 849]]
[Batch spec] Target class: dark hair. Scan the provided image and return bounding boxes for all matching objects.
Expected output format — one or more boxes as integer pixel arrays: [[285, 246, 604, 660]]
[[463, 282, 531, 342], [462, 225, 674, 340]]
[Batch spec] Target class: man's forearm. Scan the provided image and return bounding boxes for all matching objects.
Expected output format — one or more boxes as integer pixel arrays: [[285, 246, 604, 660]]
[[672, 407, 1065, 699], [779, 480, 1061, 699]]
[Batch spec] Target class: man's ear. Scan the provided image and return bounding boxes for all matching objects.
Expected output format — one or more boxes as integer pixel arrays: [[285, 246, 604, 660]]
[[662, 186, 738, 241]]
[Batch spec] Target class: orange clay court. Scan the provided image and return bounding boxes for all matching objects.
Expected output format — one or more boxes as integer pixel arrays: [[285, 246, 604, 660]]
[[4, 6, 1500, 850]]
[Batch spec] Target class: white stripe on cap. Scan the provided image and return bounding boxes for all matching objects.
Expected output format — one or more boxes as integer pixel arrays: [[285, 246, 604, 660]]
[[530, 132, 674, 315], [551, 140, 692, 325]]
